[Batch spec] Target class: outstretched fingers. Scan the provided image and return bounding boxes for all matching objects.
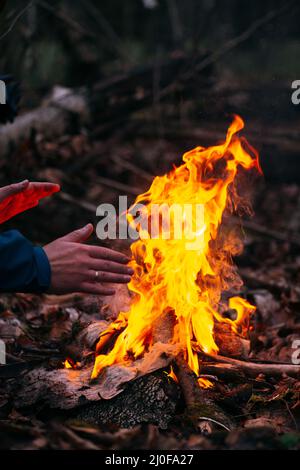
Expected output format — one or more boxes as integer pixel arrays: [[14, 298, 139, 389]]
[[80, 282, 116, 296], [24, 182, 61, 199], [88, 245, 130, 264], [87, 270, 131, 284], [88, 257, 133, 275]]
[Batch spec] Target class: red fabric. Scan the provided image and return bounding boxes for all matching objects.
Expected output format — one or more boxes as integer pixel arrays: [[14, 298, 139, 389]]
[[0, 184, 60, 224]]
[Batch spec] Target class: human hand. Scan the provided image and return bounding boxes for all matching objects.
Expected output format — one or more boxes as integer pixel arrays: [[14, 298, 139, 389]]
[[43, 224, 133, 296], [0, 180, 60, 224]]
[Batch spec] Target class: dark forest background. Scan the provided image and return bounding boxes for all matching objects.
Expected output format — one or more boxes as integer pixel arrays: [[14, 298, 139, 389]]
[[1, 0, 299, 105], [0, 0, 299, 243]]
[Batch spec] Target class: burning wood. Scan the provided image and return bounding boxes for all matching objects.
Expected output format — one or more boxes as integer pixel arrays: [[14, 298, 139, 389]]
[[2, 117, 299, 446], [91, 115, 260, 387]]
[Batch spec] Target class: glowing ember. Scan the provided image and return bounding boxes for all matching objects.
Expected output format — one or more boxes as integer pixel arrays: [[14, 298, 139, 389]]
[[63, 358, 80, 369], [167, 366, 179, 383], [64, 359, 73, 369], [92, 115, 261, 385]]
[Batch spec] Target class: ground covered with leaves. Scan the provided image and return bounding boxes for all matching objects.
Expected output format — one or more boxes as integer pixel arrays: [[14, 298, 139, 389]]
[[0, 126, 300, 449]]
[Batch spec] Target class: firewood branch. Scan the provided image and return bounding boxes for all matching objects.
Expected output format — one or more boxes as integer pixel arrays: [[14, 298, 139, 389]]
[[201, 353, 300, 379]]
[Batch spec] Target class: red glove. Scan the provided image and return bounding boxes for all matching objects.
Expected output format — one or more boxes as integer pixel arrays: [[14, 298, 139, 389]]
[[0, 181, 60, 224]]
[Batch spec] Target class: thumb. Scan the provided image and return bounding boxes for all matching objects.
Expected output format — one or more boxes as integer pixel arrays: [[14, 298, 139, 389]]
[[62, 224, 94, 243], [0, 180, 29, 201]]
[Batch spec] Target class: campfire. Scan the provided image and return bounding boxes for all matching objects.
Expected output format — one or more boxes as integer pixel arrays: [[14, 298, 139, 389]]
[[3, 115, 300, 438], [2, 0, 300, 449], [91, 115, 261, 387]]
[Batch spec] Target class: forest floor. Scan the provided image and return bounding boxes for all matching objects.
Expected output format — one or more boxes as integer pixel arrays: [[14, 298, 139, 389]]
[[0, 88, 300, 450]]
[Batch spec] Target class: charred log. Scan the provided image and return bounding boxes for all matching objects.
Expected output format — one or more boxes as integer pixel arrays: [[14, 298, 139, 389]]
[[76, 372, 180, 429], [8, 365, 180, 429]]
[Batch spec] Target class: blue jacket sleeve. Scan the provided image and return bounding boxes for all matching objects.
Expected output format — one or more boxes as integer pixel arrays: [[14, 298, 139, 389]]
[[0, 230, 51, 293]]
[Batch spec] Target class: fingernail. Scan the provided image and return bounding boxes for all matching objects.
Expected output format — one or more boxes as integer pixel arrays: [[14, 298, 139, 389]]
[[21, 180, 29, 187], [127, 268, 134, 275]]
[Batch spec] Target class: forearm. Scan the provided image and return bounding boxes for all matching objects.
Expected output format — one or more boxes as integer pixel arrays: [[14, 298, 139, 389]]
[[0, 230, 51, 293]]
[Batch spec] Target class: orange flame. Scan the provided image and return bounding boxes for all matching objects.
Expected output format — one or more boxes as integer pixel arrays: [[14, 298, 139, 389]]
[[63, 358, 80, 369], [64, 359, 73, 369], [167, 365, 179, 383], [92, 115, 261, 384]]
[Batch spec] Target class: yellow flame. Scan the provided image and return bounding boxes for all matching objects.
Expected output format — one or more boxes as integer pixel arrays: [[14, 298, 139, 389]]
[[64, 359, 73, 369], [166, 365, 178, 383], [63, 358, 80, 370], [92, 115, 260, 383]]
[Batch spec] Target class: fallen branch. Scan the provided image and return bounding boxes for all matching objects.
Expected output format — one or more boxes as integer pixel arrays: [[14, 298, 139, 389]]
[[111, 155, 153, 183], [95, 175, 142, 196], [0, 87, 89, 158], [0, 52, 211, 159], [57, 191, 97, 213], [201, 353, 300, 379], [0, 1, 33, 41], [157, 1, 298, 102], [174, 354, 234, 431], [135, 119, 300, 155], [240, 270, 300, 297], [231, 216, 300, 248]]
